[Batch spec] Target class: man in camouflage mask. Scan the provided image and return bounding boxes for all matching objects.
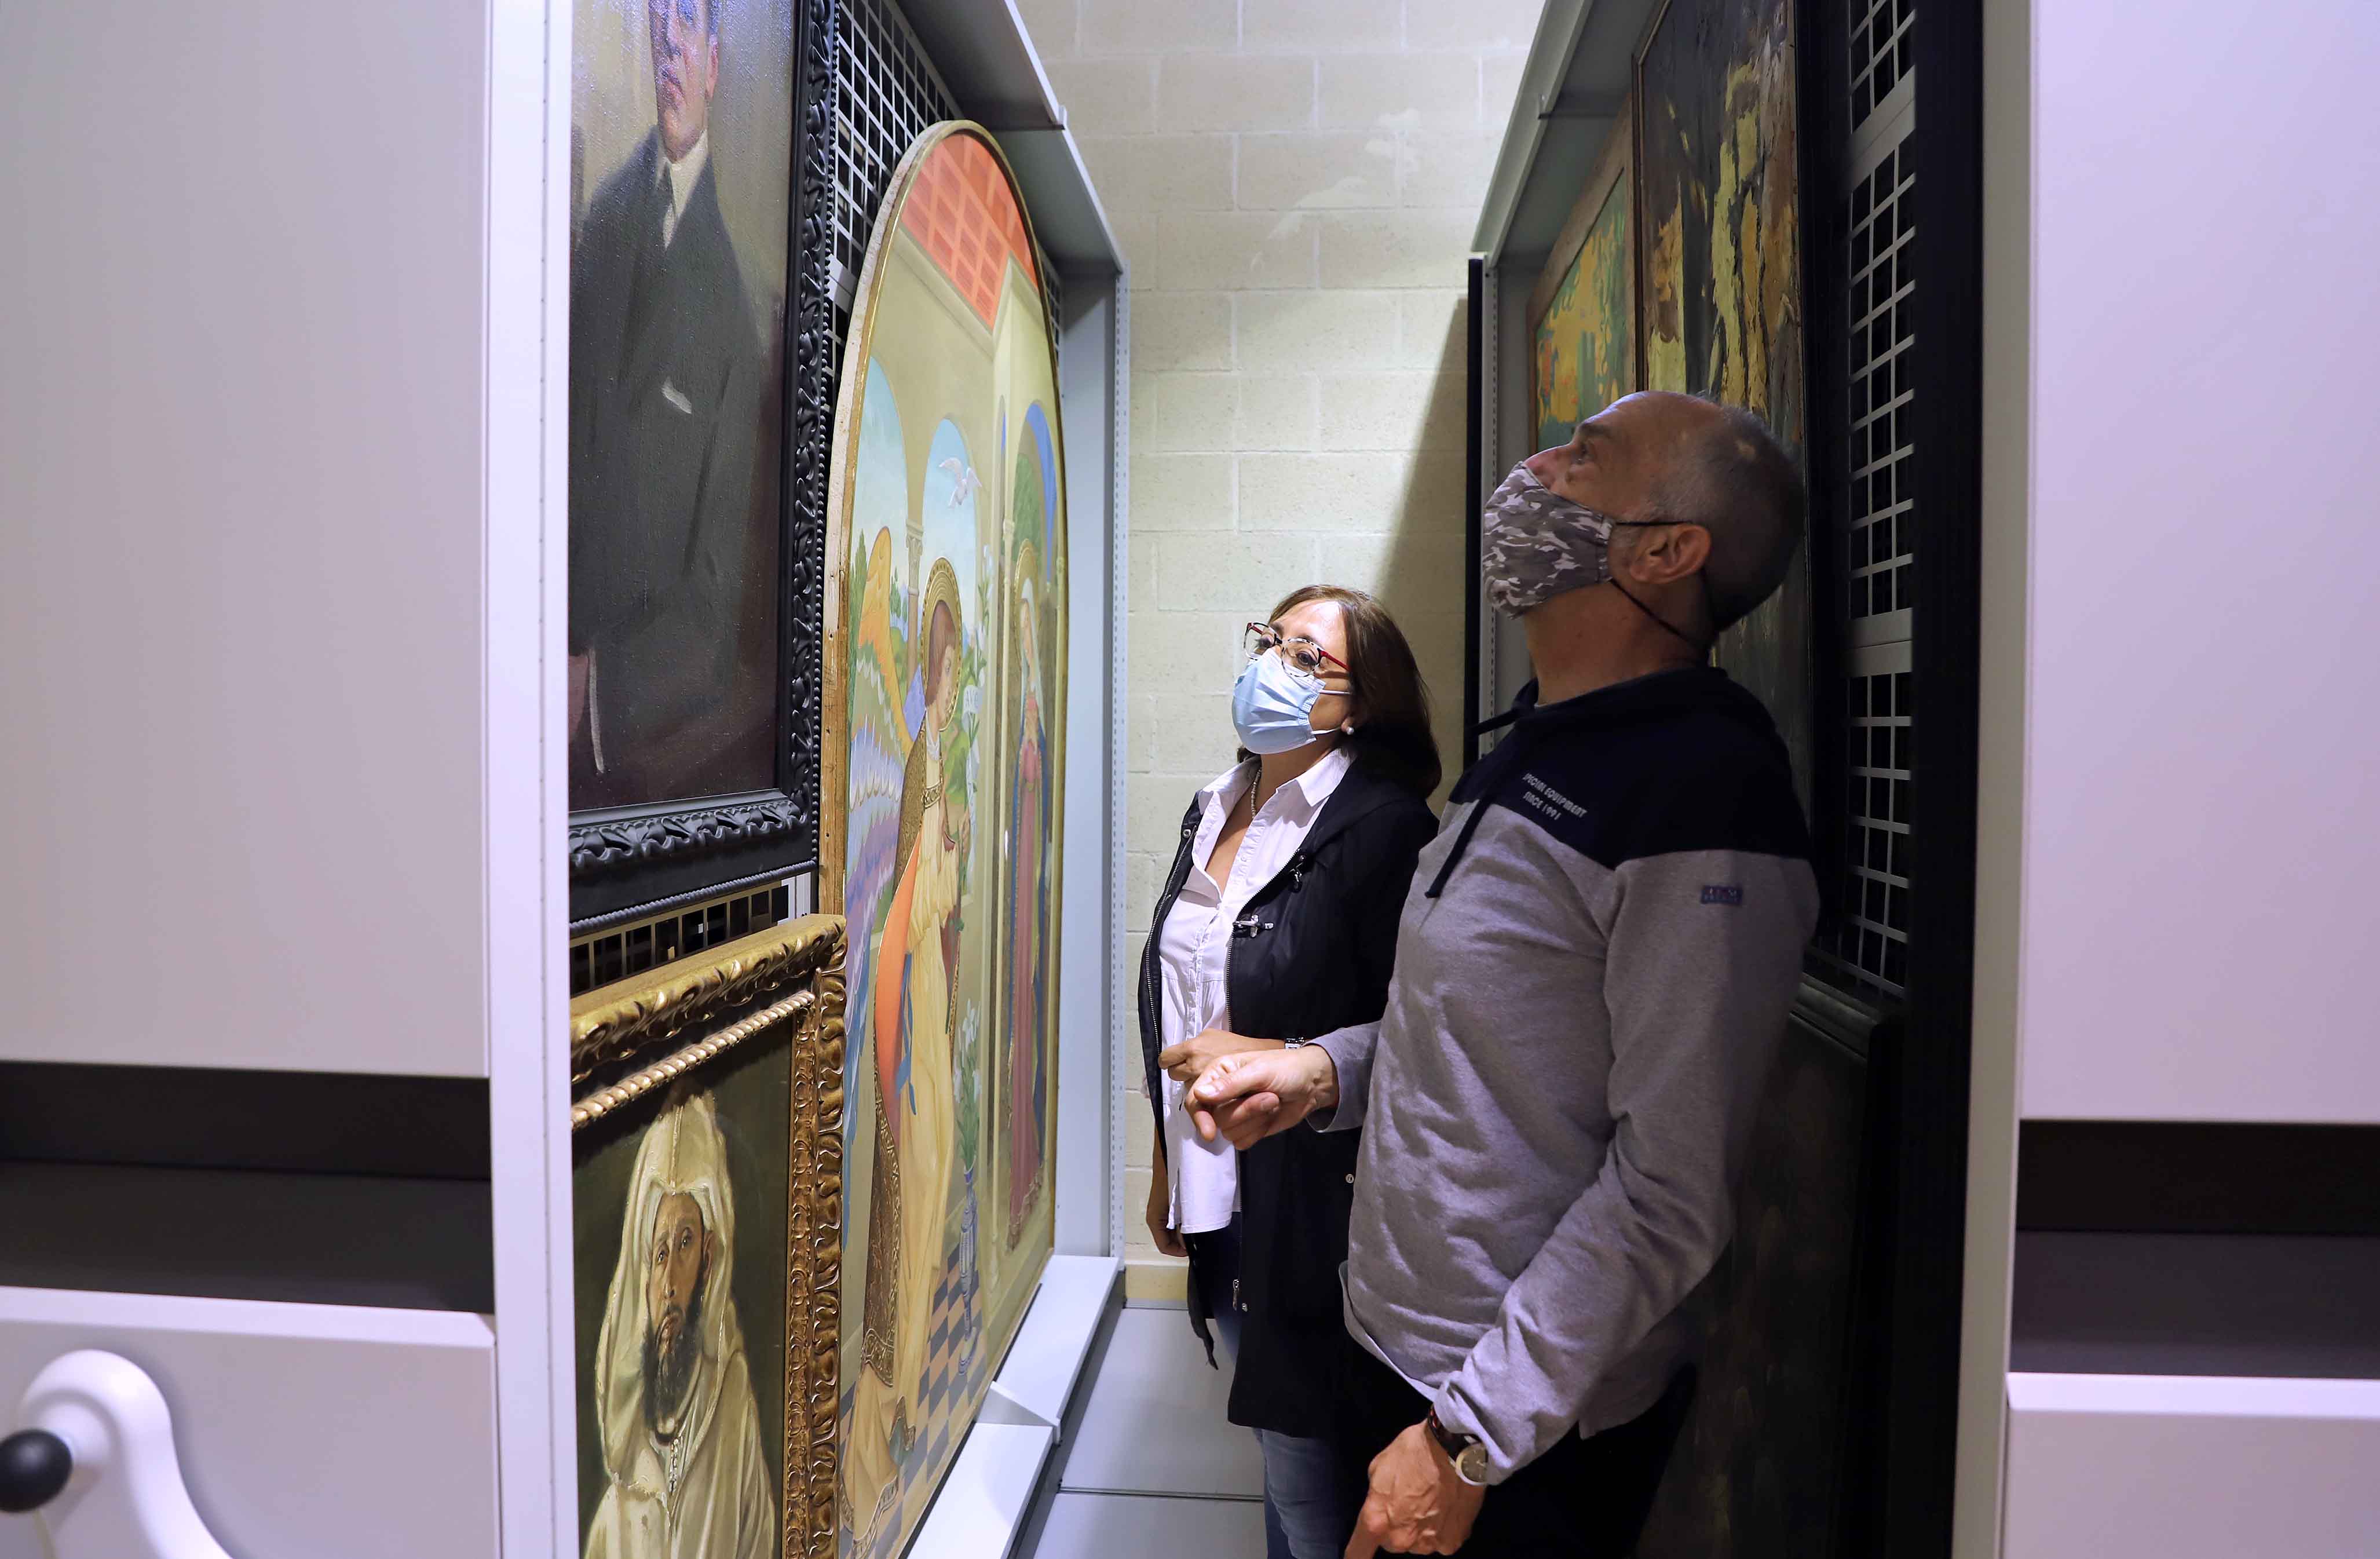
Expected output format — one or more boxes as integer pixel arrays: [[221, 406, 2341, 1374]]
[[1476, 462, 1686, 626], [1478, 391, 1802, 650], [1173, 390, 1815, 1558]]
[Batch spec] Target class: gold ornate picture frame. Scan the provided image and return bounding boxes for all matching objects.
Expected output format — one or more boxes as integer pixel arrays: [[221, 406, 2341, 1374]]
[[569, 914, 847, 1559]]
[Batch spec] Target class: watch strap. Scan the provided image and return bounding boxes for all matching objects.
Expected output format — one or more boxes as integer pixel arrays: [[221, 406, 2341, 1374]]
[[1424, 1406, 1490, 1485]]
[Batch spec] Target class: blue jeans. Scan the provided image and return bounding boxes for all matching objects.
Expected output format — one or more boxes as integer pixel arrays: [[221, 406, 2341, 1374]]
[[1191, 1221, 1363, 1559], [1255, 1426, 1364, 1559], [1205, 1303, 1290, 1558]]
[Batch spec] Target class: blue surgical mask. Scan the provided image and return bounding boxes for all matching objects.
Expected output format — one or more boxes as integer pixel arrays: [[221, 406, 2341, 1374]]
[[1231, 650, 1330, 754]]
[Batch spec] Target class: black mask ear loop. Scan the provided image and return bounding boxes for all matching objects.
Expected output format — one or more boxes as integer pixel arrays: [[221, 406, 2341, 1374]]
[[1601, 516, 1712, 655], [1606, 577, 1709, 654]]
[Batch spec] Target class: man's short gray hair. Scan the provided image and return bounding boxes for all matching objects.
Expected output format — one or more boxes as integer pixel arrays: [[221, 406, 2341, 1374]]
[[1644, 402, 1808, 633]]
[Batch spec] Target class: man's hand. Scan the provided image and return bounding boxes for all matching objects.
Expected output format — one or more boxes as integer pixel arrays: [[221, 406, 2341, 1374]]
[[1343, 1422, 1485, 1558], [1157, 1028, 1281, 1086], [1186, 1046, 1338, 1150], [568, 651, 591, 738], [1143, 1156, 1184, 1258]]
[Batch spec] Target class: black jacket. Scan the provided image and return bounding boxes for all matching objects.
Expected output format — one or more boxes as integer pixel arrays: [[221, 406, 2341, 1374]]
[[1138, 753, 1436, 1434], [568, 132, 765, 805]]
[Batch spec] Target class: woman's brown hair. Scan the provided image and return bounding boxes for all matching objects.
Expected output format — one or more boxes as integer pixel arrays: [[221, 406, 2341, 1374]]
[[1263, 583, 1441, 797]]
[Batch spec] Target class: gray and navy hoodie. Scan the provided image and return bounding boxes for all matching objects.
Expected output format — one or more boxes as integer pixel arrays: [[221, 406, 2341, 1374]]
[[1314, 666, 1819, 1483]]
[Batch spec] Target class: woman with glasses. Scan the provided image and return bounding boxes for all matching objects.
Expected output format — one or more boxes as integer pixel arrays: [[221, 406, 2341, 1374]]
[[1138, 584, 1441, 1558]]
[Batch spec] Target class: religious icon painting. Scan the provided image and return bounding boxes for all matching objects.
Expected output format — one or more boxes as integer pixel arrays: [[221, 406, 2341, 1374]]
[[991, 396, 1063, 1256], [821, 122, 1066, 1559], [569, 917, 848, 1559]]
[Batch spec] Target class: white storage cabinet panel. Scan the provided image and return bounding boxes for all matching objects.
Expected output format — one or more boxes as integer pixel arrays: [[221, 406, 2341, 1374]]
[[0, 1288, 498, 1559], [0, 0, 491, 1076], [2004, 1373, 2380, 1559], [2023, 0, 2380, 1122]]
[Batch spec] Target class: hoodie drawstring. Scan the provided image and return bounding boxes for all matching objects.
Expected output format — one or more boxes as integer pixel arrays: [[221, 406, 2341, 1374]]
[[1423, 797, 1493, 899], [1426, 701, 1544, 899]]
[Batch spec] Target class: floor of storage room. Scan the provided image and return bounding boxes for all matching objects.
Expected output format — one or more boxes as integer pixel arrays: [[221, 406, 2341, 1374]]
[[1023, 1303, 1267, 1556]]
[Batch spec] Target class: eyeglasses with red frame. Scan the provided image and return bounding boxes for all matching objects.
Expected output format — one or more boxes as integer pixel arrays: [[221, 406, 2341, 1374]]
[[1242, 621, 1352, 684]]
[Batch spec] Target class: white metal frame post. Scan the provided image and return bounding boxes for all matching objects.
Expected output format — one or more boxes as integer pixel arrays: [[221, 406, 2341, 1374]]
[[485, 0, 576, 1551], [1051, 264, 1125, 1264]]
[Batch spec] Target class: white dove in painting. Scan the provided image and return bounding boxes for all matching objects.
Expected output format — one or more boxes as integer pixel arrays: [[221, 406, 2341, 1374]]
[[937, 457, 985, 506]]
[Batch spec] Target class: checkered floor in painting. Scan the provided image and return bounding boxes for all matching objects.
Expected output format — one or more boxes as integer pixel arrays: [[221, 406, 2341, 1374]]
[[840, 1237, 982, 1559]]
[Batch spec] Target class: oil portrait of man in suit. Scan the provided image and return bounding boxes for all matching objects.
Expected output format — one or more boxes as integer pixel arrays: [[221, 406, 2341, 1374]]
[[570, 0, 789, 811]]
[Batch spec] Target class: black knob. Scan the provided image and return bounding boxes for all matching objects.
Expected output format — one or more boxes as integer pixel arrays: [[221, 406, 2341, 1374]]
[[0, 1429, 71, 1513]]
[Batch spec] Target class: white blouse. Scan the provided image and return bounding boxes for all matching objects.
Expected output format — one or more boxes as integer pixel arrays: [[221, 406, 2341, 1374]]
[[1157, 745, 1354, 1235]]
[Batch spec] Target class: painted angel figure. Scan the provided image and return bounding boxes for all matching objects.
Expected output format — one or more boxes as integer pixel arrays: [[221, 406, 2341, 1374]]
[[840, 553, 969, 1551]]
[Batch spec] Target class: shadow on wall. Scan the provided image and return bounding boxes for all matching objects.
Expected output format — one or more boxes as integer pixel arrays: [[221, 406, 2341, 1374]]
[[1365, 302, 1472, 802]]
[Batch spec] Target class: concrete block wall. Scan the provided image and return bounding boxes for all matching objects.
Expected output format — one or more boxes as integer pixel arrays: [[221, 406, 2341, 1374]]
[[1013, 0, 1541, 1292]]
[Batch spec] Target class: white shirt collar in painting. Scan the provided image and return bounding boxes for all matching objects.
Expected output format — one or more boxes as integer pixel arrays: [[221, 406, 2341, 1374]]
[[657, 130, 710, 248]]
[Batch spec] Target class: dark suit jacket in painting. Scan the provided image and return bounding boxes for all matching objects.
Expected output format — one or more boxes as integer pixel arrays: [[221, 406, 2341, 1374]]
[[570, 131, 767, 810]]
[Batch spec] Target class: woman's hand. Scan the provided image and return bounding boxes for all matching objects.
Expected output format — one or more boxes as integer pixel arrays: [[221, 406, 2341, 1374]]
[[1189, 1046, 1340, 1148], [1144, 1156, 1185, 1258], [1158, 1027, 1282, 1086]]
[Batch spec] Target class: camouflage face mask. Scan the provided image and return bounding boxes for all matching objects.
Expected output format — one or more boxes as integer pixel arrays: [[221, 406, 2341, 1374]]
[[1478, 462, 1671, 615]]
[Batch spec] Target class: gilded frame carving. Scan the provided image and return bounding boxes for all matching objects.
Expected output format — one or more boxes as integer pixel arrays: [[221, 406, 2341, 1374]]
[[570, 914, 847, 1559]]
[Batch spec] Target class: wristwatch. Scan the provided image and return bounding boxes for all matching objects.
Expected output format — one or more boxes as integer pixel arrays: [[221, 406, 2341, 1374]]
[[1425, 1405, 1492, 1486]]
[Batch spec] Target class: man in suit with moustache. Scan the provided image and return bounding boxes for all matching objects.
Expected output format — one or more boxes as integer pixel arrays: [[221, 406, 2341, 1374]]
[[570, 0, 765, 809]]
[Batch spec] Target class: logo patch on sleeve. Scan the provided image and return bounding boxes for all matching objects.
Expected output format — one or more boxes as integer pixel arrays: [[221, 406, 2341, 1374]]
[[1701, 884, 1744, 906]]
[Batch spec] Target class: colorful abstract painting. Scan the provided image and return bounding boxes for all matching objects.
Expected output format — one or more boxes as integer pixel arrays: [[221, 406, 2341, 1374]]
[[1532, 168, 1635, 450], [1638, 0, 1813, 804], [821, 122, 1066, 1559]]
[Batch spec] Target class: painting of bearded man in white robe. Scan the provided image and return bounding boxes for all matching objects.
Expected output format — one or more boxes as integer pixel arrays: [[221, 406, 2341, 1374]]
[[585, 1090, 778, 1559]]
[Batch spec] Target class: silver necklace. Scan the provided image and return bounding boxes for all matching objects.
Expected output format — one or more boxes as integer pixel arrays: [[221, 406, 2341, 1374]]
[[1243, 773, 1275, 825]]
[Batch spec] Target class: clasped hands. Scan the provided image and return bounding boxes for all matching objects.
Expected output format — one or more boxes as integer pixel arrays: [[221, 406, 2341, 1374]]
[[1157, 1034, 1480, 1554], [1155, 1029, 1340, 1148]]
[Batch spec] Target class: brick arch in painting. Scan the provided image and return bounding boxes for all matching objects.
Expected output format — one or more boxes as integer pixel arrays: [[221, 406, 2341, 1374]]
[[898, 132, 1039, 327]]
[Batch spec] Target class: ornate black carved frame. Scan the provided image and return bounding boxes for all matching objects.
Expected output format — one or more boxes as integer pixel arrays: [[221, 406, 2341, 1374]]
[[569, 0, 837, 925]]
